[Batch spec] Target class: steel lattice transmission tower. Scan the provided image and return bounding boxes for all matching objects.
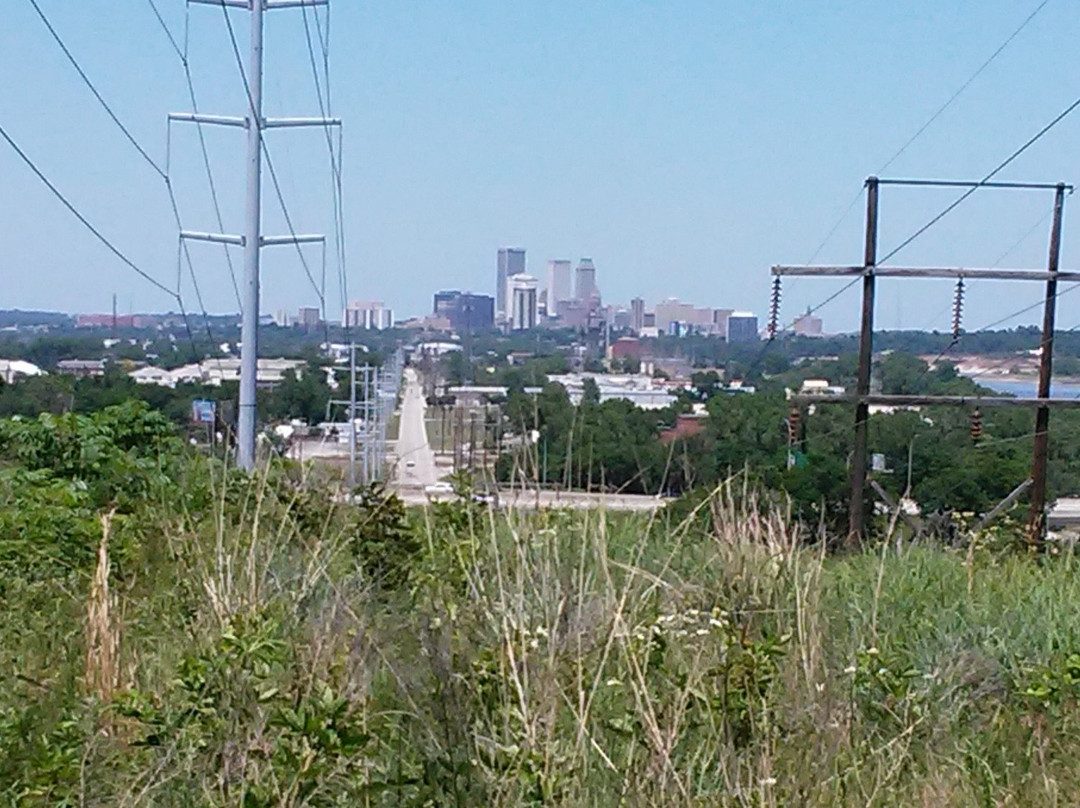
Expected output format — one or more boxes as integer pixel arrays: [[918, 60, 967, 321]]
[[173, 0, 339, 470]]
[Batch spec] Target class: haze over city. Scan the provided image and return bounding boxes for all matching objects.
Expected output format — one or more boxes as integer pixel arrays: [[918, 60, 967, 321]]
[[5, 2, 1080, 332]]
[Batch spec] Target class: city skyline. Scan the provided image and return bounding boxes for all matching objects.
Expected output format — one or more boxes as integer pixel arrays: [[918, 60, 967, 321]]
[[5, 4, 1080, 332]]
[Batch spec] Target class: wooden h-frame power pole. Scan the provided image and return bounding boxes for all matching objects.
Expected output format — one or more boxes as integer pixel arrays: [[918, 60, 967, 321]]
[[775, 177, 1075, 549]]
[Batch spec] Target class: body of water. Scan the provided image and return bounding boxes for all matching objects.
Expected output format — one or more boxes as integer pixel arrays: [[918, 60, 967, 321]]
[[978, 378, 1080, 399]]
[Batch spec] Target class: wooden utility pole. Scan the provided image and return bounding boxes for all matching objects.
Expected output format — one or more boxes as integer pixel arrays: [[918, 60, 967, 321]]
[[774, 177, 1074, 547], [849, 176, 879, 548], [1028, 182, 1066, 547]]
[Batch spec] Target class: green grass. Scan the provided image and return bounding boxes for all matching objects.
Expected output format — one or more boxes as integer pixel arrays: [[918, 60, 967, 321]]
[[4, 463, 1080, 805]]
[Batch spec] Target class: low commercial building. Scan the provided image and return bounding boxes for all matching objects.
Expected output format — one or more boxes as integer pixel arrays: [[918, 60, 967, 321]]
[[134, 357, 307, 388], [547, 373, 677, 410], [0, 359, 45, 384], [57, 359, 106, 377]]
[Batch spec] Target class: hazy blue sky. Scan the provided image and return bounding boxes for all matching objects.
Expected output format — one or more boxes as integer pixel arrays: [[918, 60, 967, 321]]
[[3, 1, 1080, 332]]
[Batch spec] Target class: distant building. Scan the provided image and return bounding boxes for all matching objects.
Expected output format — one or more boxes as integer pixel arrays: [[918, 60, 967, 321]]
[[574, 259, 598, 306], [130, 365, 176, 388], [653, 298, 728, 336], [611, 307, 631, 330], [57, 359, 106, 378], [508, 274, 539, 331], [800, 378, 845, 396], [342, 300, 393, 330], [630, 297, 645, 333], [433, 290, 495, 333], [608, 336, 643, 362], [416, 341, 463, 358], [712, 308, 734, 335], [75, 313, 157, 329], [660, 413, 709, 444], [726, 312, 759, 343], [0, 359, 45, 384], [547, 259, 572, 317], [433, 290, 459, 318], [164, 357, 306, 388], [273, 309, 293, 327], [793, 310, 824, 337], [297, 307, 322, 329], [548, 373, 677, 410], [496, 247, 526, 321], [558, 299, 590, 329]]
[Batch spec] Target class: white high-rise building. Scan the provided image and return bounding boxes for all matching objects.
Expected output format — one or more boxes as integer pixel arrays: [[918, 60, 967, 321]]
[[342, 300, 393, 330], [508, 274, 539, 331], [546, 259, 572, 317]]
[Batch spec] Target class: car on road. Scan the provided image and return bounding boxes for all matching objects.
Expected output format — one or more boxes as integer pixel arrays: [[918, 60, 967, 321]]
[[424, 481, 454, 495], [405, 460, 415, 468]]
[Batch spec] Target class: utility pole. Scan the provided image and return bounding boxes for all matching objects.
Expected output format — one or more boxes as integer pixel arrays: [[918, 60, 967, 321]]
[[773, 177, 1074, 547], [236, 0, 265, 472], [849, 176, 879, 548], [348, 344, 357, 493], [177, 0, 338, 471], [1028, 183, 1067, 546]]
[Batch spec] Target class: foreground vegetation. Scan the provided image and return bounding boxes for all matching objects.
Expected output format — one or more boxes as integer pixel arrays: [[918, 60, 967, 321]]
[[2, 404, 1080, 805]]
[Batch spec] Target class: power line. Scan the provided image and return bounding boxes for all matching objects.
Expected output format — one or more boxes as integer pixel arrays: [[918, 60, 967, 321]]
[[0, 123, 174, 298], [803, 0, 1052, 267], [0, 121, 202, 361], [144, 0, 185, 63], [26, 0, 167, 180], [301, 2, 349, 326], [878, 0, 1052, 176], [172, 2, 243, 310], [879, 95, 1080, 264], [32, 0, 242, 315]]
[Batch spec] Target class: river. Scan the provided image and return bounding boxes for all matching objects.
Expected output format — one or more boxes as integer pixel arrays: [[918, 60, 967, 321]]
[[977, 378, 1080, 399]]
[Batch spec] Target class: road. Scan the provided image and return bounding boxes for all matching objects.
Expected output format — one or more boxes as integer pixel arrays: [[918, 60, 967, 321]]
[[392, 368, 439, 488], [388, 368, 667, 511], [396, 487, 670, 512]]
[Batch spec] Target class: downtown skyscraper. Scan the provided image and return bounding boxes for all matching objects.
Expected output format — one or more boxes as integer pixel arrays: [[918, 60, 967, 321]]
[[546, 259, 572, 317], [496, 247, 526, 321]]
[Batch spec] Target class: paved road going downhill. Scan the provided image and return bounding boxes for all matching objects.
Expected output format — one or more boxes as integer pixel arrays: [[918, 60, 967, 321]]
[[393, 368, 439, 488]]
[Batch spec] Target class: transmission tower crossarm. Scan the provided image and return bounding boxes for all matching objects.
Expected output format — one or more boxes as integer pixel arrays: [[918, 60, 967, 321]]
[[188, 0, 329, 8], [261, 233, 326, 246], [264, 117, 341, 128], [181, 230, 245, 246], [772, 266, 1080, 283], [188, 0, 250, 8], [267, 0, 329, 8], [169, 112, 249, 128]]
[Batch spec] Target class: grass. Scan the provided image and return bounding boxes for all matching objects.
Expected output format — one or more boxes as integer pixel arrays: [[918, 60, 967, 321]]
[[3, 464, 1080, 805]]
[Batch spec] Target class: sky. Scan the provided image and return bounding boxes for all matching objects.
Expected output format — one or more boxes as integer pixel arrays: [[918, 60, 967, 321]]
[[3, 1, 1080, 333]]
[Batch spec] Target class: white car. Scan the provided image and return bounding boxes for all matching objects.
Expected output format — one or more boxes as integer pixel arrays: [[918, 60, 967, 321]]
[[425, 481, 454, 495]]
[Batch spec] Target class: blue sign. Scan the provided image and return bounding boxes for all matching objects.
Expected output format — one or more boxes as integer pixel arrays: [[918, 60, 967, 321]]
[[192, 399, 216, 424]]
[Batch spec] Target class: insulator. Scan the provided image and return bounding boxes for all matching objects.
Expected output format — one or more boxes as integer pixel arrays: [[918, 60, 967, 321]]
[[951, 277, 965, 340], [788, 405, 800, 442], [970, 407, 983, 444], [768, 276, 782, 339]]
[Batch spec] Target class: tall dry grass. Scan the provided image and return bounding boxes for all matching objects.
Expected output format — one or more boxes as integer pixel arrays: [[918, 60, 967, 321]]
[[4, 462, 1080, 805]]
